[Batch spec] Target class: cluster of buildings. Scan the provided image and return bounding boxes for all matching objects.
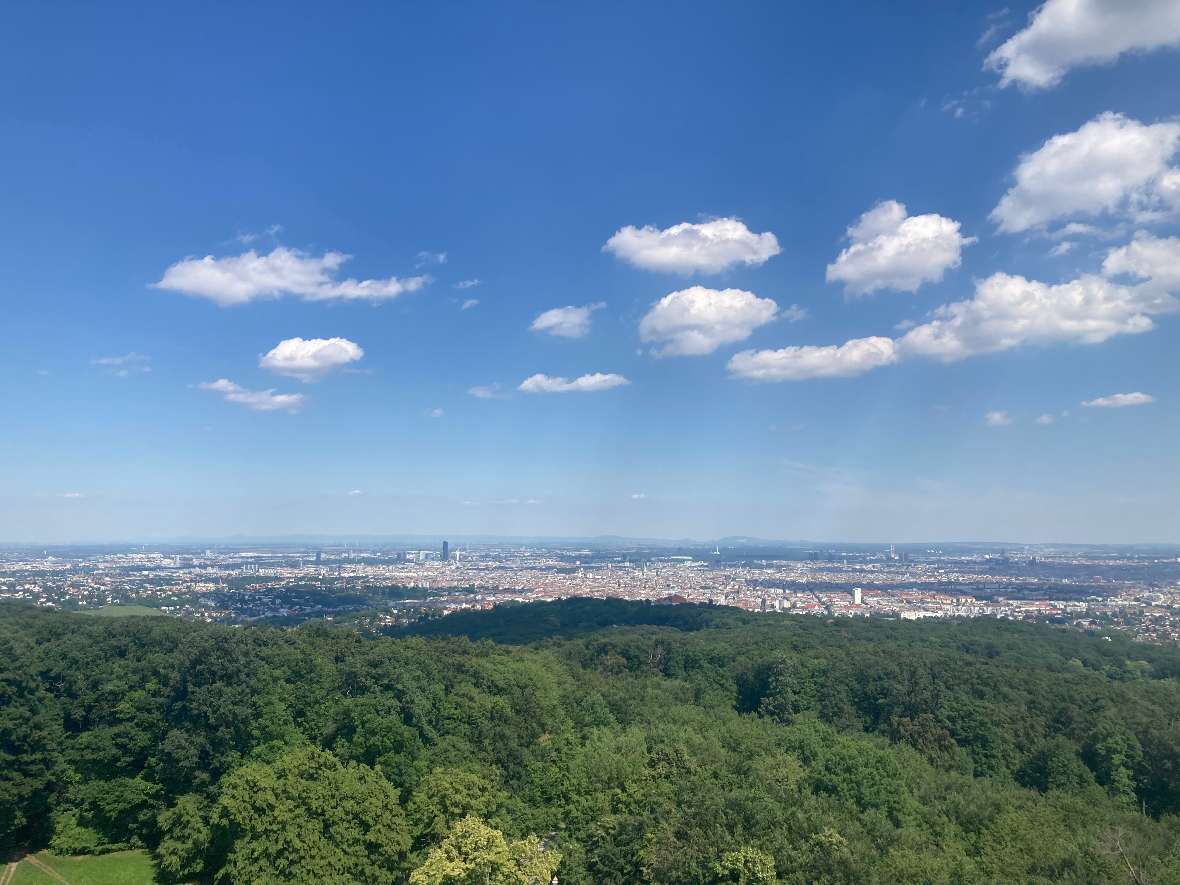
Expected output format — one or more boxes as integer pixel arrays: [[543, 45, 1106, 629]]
[[2, 541, 1179, 642]]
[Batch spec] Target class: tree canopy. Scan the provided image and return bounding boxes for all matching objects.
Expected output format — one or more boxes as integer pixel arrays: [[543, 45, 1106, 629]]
[[2, 598, 1180, 882]]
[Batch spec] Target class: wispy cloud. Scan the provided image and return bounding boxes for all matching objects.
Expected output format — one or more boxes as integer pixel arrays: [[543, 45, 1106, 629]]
[[1082, 392, 1154, 408], [454, 279, 481, 289], [198, 379, 305, 413], [469, 383, 508, 399], [92, 352, 152, 377], [155, 247, 429, 306], [236, 223, 284, 245], [518, 372, 629, 393], [782, 304, 808, 322], [530, 302, 606, 338]]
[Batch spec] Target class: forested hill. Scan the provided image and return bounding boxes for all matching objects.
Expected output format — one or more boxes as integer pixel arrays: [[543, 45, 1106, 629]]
[[3, 600, 1180, 883]]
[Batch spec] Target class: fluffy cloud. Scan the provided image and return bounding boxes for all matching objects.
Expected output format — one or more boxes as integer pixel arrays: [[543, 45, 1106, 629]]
[[530, 302, 605, 338], [826, 200, 974, 296], [92, 352, 151, 377], [258, 337, 364, 382], [986, 0, 1180, 89], [155, 247, 429, 306], [896, 272, 1173, 361], [198, 379, 305, 412], [985, 411, 1013, 426], [603, 218, 780, 274], [740, 251, 1180, 383], [727, 336, 898, 382], [1103, 233, 1180, 291], [991, 113, 1180, 233], [1082, 391, 1155, 408], [639, 287, 779, 356], [518, 372, 629, 393]]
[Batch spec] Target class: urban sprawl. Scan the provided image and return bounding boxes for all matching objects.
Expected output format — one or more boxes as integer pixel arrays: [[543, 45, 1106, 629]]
[[2, 542, 1179, 643]]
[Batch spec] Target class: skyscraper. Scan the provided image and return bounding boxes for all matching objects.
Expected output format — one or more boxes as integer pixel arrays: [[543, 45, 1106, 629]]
[[441, 540, 450, 562]]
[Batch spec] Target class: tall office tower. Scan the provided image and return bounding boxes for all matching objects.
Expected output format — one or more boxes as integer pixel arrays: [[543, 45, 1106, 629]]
[[441, 540, 450, 562], [315, 551, 322, 566], [853, 587, 863, 605]]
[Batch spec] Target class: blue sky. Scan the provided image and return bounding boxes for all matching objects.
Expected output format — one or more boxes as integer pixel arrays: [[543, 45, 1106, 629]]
[[2, 0, 1179, 543]]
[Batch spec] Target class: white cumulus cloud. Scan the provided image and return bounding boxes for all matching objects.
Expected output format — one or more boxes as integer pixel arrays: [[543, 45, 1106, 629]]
[[727, 336, 898, 382], [986, 0, 1180, 89], [991, 113, 1180, 233], [1082, 391, 1155, 408], [1103, 232, 1180, 291], [826, 200, 975, 296], [198, 379, 305, 413], [734, 249, 1180, 383], [530, 302, 606, 338], [639, 286, 779, 356], [155, 247, 429, 306], [896, 271, 1174, 362], [603, 218, 781, 274], [518, 372, 629, 393], [259, 337, 364, 382]]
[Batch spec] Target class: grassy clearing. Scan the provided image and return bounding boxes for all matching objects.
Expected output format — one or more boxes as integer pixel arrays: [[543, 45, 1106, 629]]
[[9, 850, 155, 885]]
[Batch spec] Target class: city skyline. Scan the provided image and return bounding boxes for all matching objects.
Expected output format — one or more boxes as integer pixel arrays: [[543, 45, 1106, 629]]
[[3, 1, 1180, 543]]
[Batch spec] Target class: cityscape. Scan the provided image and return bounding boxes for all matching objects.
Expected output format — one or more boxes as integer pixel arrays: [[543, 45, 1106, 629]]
[[4, 537, 1179, 642]]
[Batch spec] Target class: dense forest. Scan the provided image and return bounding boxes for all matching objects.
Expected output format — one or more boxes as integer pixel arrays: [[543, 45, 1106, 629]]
[[3, 598, 1180, 883]]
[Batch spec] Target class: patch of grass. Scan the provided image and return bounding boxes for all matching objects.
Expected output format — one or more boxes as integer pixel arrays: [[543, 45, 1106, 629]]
[[81, 605, 167, 618], [9, 850, 156, 884]]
